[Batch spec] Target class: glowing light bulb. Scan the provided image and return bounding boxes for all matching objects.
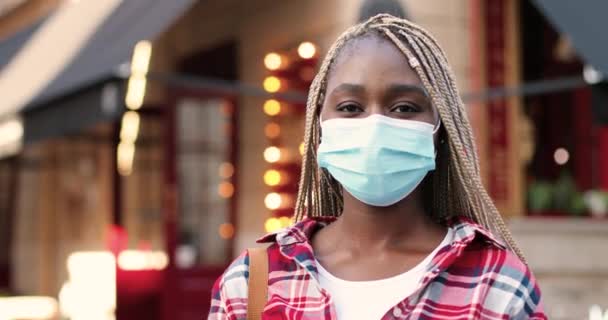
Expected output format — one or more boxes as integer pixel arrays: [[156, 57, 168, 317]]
[[264, 192, 282, 210], [125, 40, 152, 110], [299, 142, 305, 155], [263, 99, 281, 116], [117, 142, 135, 176], [264, 52, 283, 70], [264, 146, 281, 163], [218, 223, 235, 239], [265, 123, 281, 139], [263, 76, 282, 93], [264, 217, 282, 233], [219, 162, 235, 178], [125, 76, 147, 110], [298, 42, 317, 59], [131, 40, 152, 75], [120, 111, 140, 143], [218, 182, 235, 198], [264, 169, 282, 186], [0, 117, 24, 148]]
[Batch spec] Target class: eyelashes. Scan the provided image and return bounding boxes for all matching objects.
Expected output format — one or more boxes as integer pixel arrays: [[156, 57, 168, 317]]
[[335, 102, 422, 114]]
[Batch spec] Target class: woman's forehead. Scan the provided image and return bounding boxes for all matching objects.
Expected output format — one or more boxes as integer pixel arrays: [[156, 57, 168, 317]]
[[326, 35, 424, 93]]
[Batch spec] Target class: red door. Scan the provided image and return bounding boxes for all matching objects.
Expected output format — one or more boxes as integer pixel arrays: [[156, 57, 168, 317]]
[[163, 91, 238, 320]]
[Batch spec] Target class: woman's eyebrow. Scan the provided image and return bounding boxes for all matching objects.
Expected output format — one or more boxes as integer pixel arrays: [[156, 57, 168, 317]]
[[328, 83, 429, 98], [328, 83, 366, 96], [386, 84, 429, 98]]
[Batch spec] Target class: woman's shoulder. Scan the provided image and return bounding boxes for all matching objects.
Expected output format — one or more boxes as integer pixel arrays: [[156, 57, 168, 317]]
[[452, 220, 539, 284], [209, 248, 267, 319], [447, 224, 545, 318], [458, 238, 537, 281], [212, 243, 282, 296], [211, 250, 250, 299]]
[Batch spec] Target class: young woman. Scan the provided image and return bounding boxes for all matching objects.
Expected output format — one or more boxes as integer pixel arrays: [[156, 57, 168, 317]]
[[209, 14, 545, 320]]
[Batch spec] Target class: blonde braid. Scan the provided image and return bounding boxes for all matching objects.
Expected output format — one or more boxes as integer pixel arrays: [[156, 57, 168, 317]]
[[391, 27, 491, 227], [295, 22, 371, 220], [293, 14, 525, 262], [390, 21, 521, 257], [402, 29, 495, 229]]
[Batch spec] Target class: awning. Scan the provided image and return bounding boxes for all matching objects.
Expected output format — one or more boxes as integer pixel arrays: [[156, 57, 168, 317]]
[[26, 0, 194, 110], [532, 0, 608, 76], [0, 0, 193, 156], [0, 16, 47, 71]]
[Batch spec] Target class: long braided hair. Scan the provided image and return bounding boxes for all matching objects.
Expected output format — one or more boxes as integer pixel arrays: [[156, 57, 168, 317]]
[[294, 14, 525, 261]]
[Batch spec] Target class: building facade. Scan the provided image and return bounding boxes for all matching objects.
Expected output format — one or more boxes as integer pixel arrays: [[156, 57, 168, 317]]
[[1, 1, 607, 319]]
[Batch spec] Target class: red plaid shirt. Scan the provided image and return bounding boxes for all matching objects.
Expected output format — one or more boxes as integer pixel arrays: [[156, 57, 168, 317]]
[[208, 217, 546, 319]]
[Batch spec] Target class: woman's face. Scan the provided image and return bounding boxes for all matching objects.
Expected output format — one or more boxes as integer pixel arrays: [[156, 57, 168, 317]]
[[320, 35, 435, 125]]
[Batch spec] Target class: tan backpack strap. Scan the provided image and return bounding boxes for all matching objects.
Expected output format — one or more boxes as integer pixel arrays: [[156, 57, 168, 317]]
[[247, 247, 268, 320]]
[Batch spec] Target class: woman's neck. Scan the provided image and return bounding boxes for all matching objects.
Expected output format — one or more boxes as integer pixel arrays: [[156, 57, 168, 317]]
[[328, 189, 444, 251]]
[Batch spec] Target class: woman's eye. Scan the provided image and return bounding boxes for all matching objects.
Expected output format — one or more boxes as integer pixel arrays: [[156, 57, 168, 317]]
[[391, 104, 419, 113], [336, 103, 363, 113]]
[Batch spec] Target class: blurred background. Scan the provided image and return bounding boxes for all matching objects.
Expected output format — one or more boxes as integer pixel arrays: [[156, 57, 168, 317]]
[[0, 0, 606, 319]]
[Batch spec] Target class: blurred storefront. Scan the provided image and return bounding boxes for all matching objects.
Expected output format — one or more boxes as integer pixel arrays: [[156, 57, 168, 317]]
[[471, 1, 608, 319], [0, 0, 607, 320]]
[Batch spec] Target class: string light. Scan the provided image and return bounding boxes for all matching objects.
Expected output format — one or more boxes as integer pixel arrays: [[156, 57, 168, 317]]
[[218, 223, 235, 239], [264, 217, 282, 233], [263, 99, 281, 116], [130, 41, 152, 75], [265, 123, 281, 139], [125, 77, 146, 110], [264, 146, 281, 163], [263, 76, 282, 93], [125, 40, 152, 110], [264, 192, 282, 210], [299, 142, 305, 155], [263, 169, 283, 186], [264, 53, 284, 71], [0, 116, 24, 156], [262, 44, 317, 233], [117, 111, 141, 176], [219, 162, 235, 178], [298, 42, 316, 59], [117, 141, 135, 176], [119, 111, 140, 143], [218, 182, 235, 198]]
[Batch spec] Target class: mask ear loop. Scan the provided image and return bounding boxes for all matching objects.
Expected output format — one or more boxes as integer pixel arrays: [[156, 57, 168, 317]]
[[431, 101, 441, 134], [433, 119, 441, 135], [432, 106, 442, 157]]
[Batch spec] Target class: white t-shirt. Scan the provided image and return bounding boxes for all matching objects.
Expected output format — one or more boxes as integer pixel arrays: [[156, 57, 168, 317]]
[[315, 228, 453, 319]]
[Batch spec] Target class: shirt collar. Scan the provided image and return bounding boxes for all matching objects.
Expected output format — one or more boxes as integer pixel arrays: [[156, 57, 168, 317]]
[[257, 215, 507, 251], [256, 216, 334, 246]]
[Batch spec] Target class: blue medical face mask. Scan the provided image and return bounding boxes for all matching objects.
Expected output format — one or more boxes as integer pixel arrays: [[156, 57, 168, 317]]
[[317, 114, 438, 207]]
